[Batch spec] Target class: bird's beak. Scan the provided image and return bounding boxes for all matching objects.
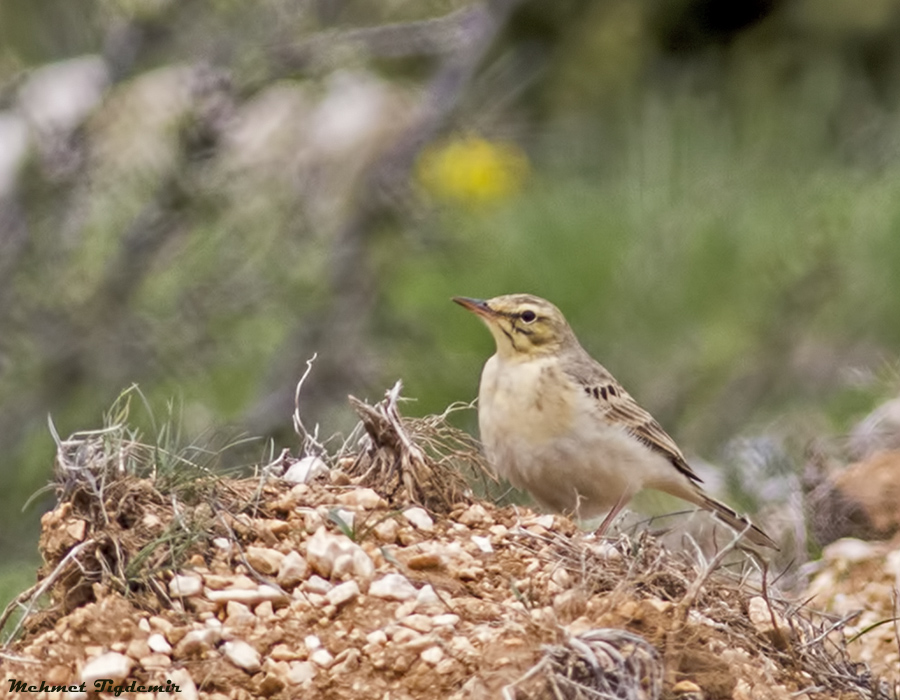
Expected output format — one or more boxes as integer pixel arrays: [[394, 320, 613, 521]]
[[453, 296, 495, 318]]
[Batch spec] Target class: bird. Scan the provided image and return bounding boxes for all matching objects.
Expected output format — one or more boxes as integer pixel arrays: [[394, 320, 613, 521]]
[[453, 293, 777, 549]]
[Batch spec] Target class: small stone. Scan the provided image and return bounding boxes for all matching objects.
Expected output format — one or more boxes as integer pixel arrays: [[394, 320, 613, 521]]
[[305, 527, 374, 581], [330, 470, 352, 485], [400, 614, 433, 633], [435, 658, 457, 675], [169, 574, 204, 598], [326, 580, 360, 607], [673, 679, 703, 698], [644, 597, 672, 613], [420, 646, 444, 665], [258, 673, 285, 697], [125, 638, 151, 660], [255, 600, 274, 618], [66, 519, 87, 541], [337, 488, 385, 509], [277, 550, 309, 588], [373, 519, 400, 543], [203, 574, 234, 590], [168, 668, 198, 700], [458, 504, 490, 527], [407, 553, 443, 570], [403, 507, 435, 532], [489, 524, 508, 538], [289, 661, 317, 685], [266, 518, 291, 536], [414, 584, 442, 610], [206, 585, 288, 606], [174, 627, 221, 656], [149, 616, 174, 635], [147, 633, 172, 654], [283, 455, 328, 484], [223, 640, 261, 673], [226, 600, 251, 618], [332, 648, 361, 674], [449, 636, 478, 659], [394, 600, 417, 619], [366, 630, 388, 646], [310, 648, 334, 669], [433, 614, 460, 627], [270, 644, 300, 661], [330, 507, 355, 531], [391, 627, 420, 645], [822, 538, 878, 564], [81, 652, 132, 684], [471, 535, 493, 553], [369, 573, 418, 601], [533, 514, 555, 529], [245, 546, 285, 575], [305, 575, 333, 594], [138, 653, 172, 670], [550, 568, 571, 589], [304, 635, 321, 650]]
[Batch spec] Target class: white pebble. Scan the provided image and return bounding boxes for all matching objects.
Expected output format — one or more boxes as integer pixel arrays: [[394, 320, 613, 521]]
[[414, 584, 441, 610], [147, 633, 172, 654], [366, 630, 387, 646], [306, 527, 374, 581], [471, 535, 493, 553], [277, 550, 309, 588], [223, 640, 261, 673], [326, 580, 360, 607], [433, 614, 460, 627], [169, 574, 203, 598], [420, 646, 444, 665], [81, 652, 132, 684], [305, 575, 333, 594], [283, 455, 328, 484], [337, 488, 384, 509], [212, 537, 232, 551], [289, 661, 317, 684], [310, 648, 334, 668], [400, 614, 433, 633], [403, 507, 435, 532], [369, 573, 418, 601]]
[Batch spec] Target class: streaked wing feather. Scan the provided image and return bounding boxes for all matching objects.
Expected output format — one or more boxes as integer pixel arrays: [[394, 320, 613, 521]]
[[566, 359, 702, 484]]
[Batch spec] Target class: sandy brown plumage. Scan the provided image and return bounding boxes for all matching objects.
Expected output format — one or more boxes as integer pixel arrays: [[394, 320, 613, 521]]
[[455, 293, 777, 550]]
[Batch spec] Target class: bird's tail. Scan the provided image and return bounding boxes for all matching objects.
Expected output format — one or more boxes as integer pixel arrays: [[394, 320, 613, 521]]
[[696, 493, 778, 550]]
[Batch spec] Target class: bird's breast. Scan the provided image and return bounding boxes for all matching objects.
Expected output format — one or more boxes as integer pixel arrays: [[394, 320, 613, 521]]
[[477, 356, 577, 467], [477, 355, 668, 516]]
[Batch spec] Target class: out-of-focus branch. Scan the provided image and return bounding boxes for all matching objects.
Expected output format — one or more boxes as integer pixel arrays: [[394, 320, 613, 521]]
[[273, 7, 477, 68], [244, 0, 524, 437]]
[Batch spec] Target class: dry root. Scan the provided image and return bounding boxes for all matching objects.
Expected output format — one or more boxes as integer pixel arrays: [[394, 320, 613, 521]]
[[345, 380, 494, 513]]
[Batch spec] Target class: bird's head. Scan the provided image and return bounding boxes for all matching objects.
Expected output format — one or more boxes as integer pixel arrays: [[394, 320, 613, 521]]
[[453, 293, 578, 360]]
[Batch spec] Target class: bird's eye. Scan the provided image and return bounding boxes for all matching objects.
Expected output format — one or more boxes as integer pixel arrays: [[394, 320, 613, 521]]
[[520, 310, 537, 323]]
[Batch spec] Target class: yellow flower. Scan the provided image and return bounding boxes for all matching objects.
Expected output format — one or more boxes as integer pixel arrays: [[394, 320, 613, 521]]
[[417, 136, 529, 205]]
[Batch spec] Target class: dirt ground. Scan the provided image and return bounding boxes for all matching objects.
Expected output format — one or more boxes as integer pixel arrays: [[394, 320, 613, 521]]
[[1, 391, 896, 700]]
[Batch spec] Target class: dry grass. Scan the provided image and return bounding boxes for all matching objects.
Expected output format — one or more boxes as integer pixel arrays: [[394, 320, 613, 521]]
[[344, 380, 495, 514]]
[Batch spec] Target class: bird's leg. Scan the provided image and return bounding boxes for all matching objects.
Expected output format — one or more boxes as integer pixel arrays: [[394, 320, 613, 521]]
[[594, 491, 628, 538]]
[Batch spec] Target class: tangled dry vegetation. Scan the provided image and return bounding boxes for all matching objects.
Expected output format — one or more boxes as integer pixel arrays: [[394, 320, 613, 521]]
[[1, 385, 896, 700]]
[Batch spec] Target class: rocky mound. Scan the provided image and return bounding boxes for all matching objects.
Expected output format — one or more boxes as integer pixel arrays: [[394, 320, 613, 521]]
[[0, 387, 892, 699]]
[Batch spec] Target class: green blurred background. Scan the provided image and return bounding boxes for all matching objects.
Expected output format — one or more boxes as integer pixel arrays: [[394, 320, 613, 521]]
[[2, 0, 900, 605]]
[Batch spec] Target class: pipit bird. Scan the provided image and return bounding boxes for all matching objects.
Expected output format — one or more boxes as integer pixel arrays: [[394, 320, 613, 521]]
[[454, 293, 777, 549]]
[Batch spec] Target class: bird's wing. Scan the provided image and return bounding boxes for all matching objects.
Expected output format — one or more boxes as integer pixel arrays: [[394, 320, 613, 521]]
[[565, 357, 703, 485]]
